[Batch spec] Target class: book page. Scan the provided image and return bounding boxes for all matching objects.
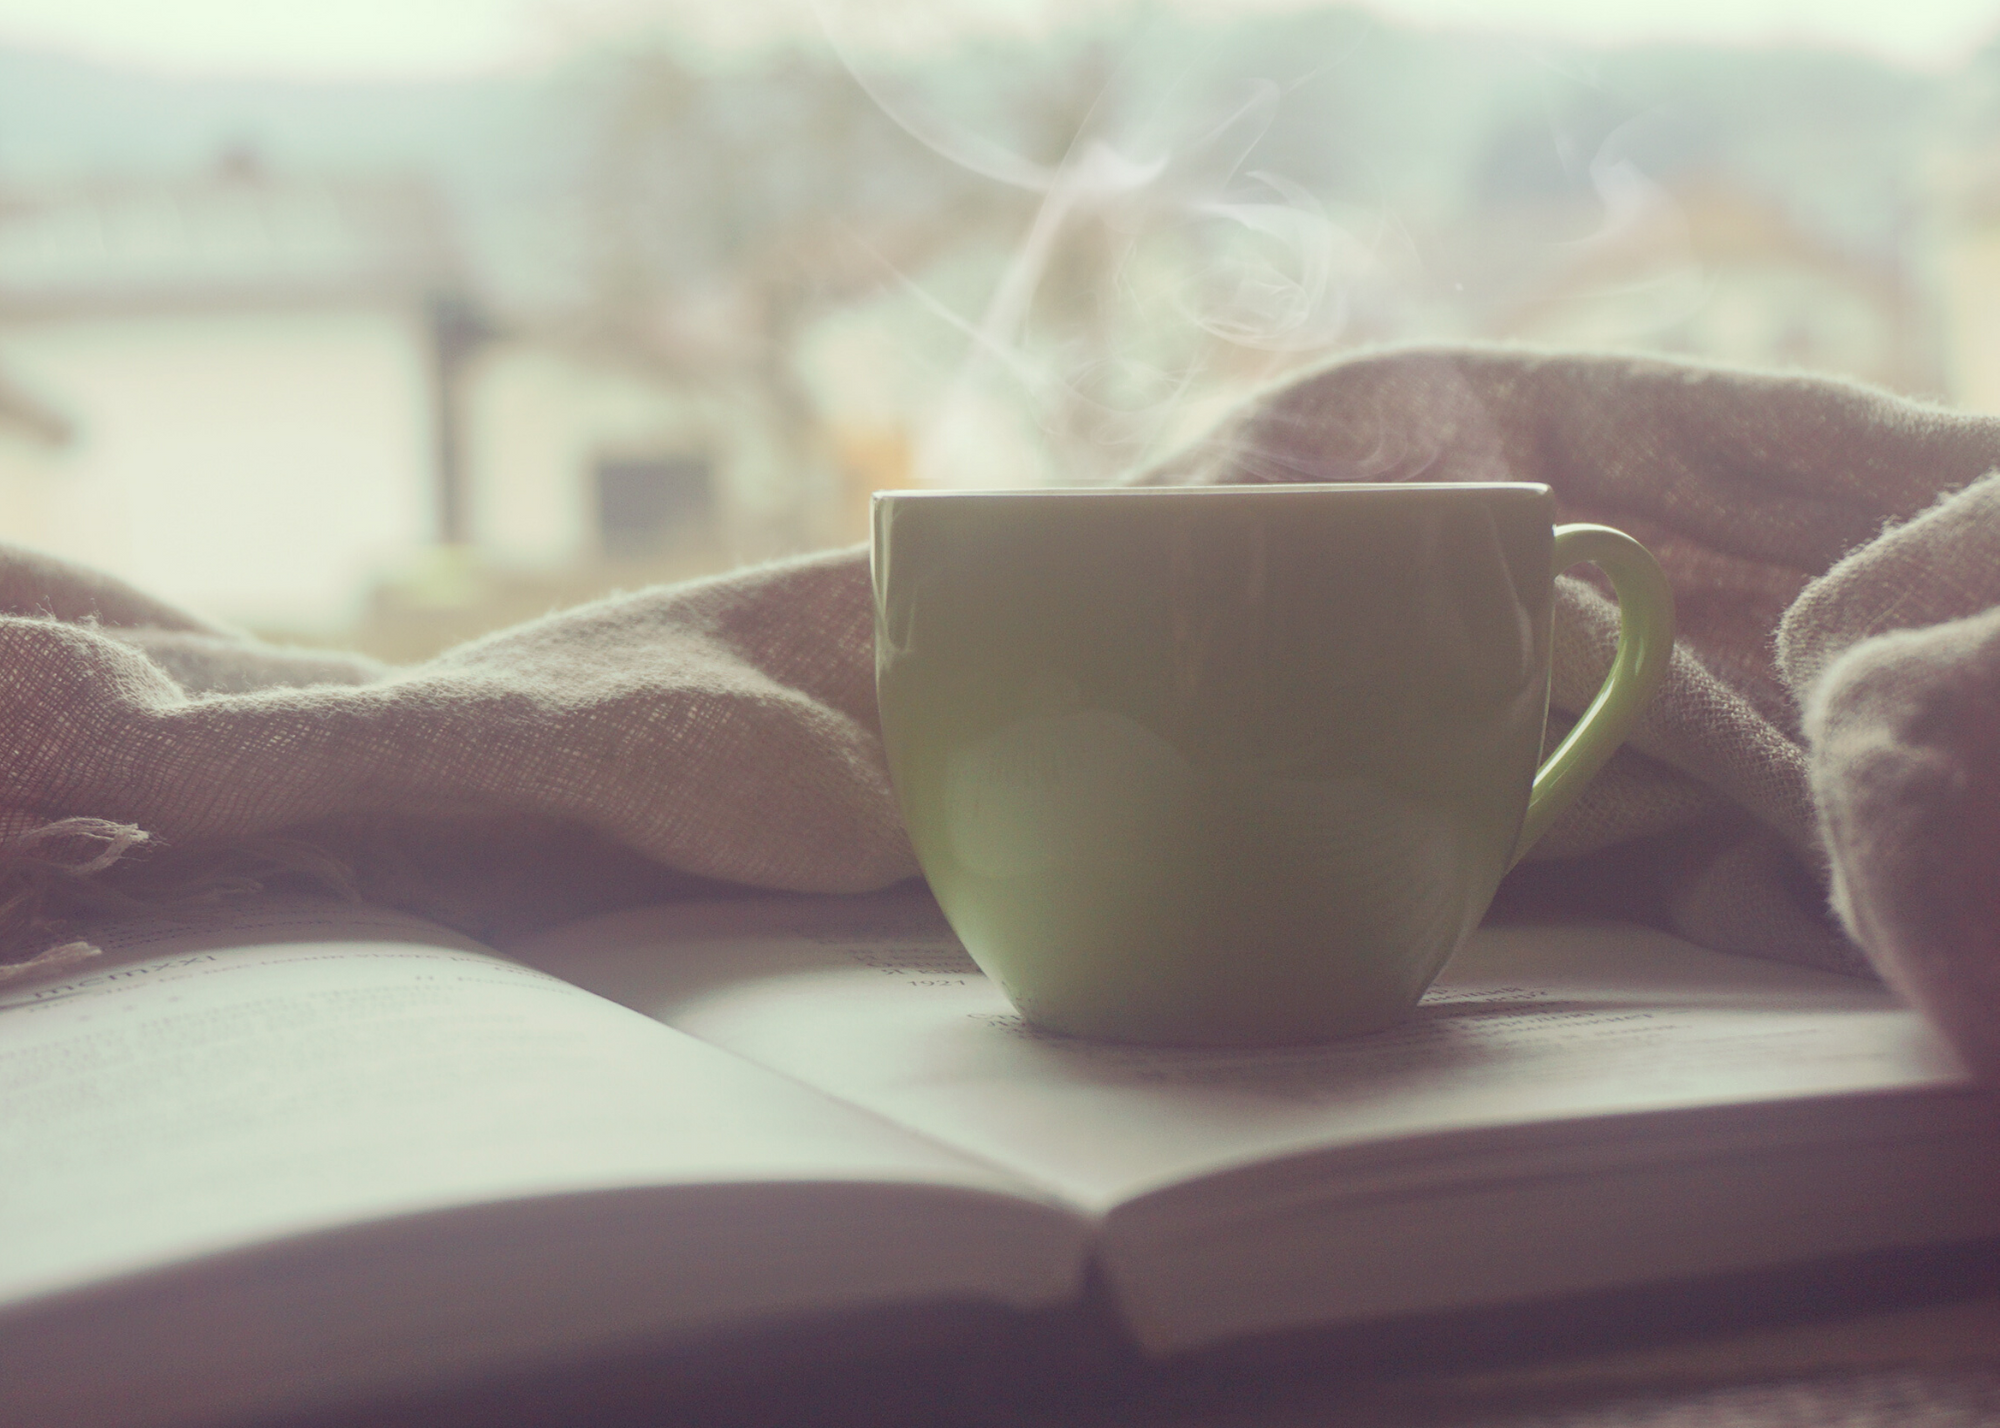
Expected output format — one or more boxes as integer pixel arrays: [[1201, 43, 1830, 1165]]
[[511, 890, 1974, 1218], [0, 899, 1076, 1313]]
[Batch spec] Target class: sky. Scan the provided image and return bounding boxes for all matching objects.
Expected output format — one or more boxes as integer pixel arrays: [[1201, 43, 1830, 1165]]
[[0, 0, 1991, 80]]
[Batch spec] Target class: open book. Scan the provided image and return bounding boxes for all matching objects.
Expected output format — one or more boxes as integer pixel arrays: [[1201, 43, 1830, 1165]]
[[5, 890, 1998, 1428]]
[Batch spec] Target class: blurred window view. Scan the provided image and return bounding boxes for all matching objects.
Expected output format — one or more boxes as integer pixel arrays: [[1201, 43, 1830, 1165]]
[[0, 0, 1996, 659], [596, 452, 714, 557]]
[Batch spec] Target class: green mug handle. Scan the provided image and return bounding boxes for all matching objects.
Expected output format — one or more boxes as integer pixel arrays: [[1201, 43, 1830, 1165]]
[[1510, 524, 1677, 866]]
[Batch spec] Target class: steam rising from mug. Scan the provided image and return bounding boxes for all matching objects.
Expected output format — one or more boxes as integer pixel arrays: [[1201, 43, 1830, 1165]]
[[811, 0, 1391, 484], [808, 3, 1706, 488]]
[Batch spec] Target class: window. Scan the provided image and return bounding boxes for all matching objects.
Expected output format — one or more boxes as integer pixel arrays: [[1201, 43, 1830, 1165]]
[[0, 2, 1988, 654]]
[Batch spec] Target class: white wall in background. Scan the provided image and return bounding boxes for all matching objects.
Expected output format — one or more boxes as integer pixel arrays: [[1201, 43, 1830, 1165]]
[[0, 302, 435, 629], [463, 341, 709, 568]]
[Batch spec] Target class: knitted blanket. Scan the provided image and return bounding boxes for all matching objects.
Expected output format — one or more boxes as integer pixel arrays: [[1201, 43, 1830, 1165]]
[[4, 346, 1996, 1075]]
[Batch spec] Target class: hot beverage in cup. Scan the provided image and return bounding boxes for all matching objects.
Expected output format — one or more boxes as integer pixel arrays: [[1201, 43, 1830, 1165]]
[[872, 483, 1673, 1046]]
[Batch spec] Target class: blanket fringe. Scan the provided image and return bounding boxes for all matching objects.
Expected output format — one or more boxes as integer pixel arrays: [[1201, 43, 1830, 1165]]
[[0, 815, 361, 973], [0, 940, 101, 984]]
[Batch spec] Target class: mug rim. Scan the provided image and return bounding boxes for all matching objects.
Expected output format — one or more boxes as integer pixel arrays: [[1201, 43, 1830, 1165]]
[[872, 481, 1551, 500]]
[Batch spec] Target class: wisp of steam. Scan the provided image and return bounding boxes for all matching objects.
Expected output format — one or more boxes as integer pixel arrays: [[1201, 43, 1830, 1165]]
[[809, 1, 1705, 490]]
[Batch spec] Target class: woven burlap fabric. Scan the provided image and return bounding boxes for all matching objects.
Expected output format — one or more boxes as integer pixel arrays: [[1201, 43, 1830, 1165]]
[[0, 546, 907, 963], [4, 346, 1998, 1050]]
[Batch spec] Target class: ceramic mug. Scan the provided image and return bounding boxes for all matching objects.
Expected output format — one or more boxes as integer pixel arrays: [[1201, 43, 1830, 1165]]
[[872, 483, 1674, 1045]]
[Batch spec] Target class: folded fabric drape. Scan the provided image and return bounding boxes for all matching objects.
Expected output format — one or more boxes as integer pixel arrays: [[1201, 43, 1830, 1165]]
[[3, 346, 1996, 1074], [1140, 349, 2000, 1077]]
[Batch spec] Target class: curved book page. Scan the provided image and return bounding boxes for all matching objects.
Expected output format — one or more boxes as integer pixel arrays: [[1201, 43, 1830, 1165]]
[[513, 890, 2000, 1354], [0, 900, 1084, 1428]]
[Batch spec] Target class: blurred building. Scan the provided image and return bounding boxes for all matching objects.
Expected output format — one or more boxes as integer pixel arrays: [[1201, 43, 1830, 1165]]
[[0, 363, 71, 530], [0, 154, 458, 628], [338, 336, 798, 662], [1927, 143, 2000, 414], [0, 154, 801, 652], [1487, 178, 1936, 396]]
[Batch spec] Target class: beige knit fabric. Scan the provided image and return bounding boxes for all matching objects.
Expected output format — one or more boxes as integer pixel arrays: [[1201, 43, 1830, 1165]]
[[1781, 475, 2000, 1078], [3, 346, 1997, 1023], [0, 546, 903, 959]]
